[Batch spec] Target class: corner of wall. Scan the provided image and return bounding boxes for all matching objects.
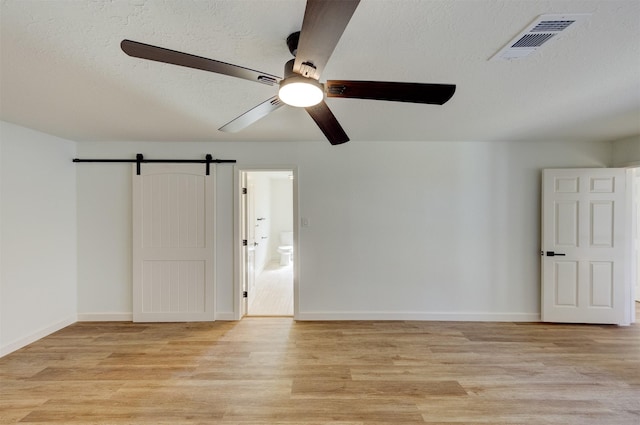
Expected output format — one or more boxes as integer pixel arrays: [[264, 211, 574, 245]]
[[0, 316, 76, 358], [612, 134, 640, 167], [0, 121, 78, 356]]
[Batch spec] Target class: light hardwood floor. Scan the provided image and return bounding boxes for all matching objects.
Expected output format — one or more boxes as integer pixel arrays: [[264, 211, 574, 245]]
[[1, 304, 639, 424], [248, 261, 293, 316]]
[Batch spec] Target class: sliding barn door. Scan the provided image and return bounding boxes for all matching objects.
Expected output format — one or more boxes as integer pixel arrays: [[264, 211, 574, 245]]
[[132, 163, 215, 322], [541, 168, 627, 324]]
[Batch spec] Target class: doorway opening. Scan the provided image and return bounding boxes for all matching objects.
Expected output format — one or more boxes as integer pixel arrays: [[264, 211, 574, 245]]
[[237, 169, 297, 317]]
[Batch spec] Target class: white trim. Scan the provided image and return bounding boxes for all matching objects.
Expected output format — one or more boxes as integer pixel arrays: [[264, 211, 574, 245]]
[[214, 312, 236, 321], [0, 315, 76, 357], [234, 166, 299, 320], [626, 169, 636, 323], [636, 169, 640, 305], [77, 313, 133, 322], [77, 311, 237, 321], [295, 311, 541, 322]]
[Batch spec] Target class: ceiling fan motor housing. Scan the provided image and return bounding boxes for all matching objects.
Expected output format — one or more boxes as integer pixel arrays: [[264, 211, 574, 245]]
[[283, 58, 317, 80], [283, 59, 296, 79], [286, 31, 300, 57], [285, 32, 318, 79]]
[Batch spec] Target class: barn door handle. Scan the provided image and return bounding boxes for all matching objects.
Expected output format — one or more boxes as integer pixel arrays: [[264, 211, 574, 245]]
[[545, 251, 565, 256]]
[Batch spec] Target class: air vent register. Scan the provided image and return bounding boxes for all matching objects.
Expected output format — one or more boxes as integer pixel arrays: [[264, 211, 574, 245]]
[[490, 14, 591, 61]]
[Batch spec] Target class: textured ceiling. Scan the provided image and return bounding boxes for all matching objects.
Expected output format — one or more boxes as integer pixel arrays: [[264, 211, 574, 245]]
[[1, 0, 639, 143]]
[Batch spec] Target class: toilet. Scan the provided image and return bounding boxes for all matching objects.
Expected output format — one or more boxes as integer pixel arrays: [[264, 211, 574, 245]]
[[277, 231, 294, 266]]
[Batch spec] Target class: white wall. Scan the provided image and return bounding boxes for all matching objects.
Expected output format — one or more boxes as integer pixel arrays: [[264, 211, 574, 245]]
[[76, 139, 611, 321], [0, 121, 77, 356], [250, 173, 272, 274], [246, 172, 293, 266], [269, 177, 293, 261], [612, 135, 640, 307], [75, 159, 132, 319], [612, 135, 640, 166]]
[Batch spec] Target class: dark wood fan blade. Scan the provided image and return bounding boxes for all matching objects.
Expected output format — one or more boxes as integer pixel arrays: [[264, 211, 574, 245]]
[[326, 81, 456, 105], [293, 0, 360, 80], [121, 40, 281, 86], [219, 96, 285, 133], [305, 100, 349, 145]]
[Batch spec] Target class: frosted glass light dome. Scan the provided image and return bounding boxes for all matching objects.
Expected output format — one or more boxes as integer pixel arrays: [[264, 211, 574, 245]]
[[278, 77, 324, 107]]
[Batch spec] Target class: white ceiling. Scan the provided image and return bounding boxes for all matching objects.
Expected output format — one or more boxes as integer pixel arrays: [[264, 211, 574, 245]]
[[1, 0, 639, 144]]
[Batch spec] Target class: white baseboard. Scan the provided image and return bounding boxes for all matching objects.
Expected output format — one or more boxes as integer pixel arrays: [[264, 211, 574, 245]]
[[0, 315, 76, 358], [215, 312, 236, 321], [77, 312, 237, 321], [295, 311, 541, 322], [76, 313, 133, 322]]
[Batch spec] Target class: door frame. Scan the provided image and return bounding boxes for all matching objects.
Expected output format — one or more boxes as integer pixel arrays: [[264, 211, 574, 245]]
[[629, 168, 639, 322], [233, 166, 299, 320], [622, 167, 638, 323]]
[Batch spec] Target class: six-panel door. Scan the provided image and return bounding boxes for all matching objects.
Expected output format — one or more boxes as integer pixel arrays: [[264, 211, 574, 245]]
[[542, 169, 627, 324]]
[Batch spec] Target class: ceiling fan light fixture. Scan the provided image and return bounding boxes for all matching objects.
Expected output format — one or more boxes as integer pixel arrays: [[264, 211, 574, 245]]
[[278, 76, 324, 107]]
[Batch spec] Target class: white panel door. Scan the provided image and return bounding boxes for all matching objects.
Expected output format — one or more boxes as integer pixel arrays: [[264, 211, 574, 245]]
[[133, 163, 215, 322], [542, 168, 627, 324]]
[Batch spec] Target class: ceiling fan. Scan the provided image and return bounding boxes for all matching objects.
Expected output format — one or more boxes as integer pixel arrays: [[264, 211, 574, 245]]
[[121, 0, 456, 145]]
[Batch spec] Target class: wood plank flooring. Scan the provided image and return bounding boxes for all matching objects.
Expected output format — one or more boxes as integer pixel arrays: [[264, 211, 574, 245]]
[[1, 304, 639, 424]]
